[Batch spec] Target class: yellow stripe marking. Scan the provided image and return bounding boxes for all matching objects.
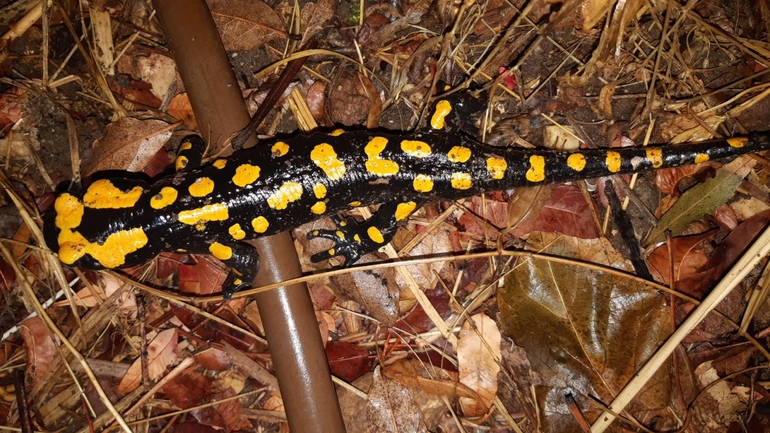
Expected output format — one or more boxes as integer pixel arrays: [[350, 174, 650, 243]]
[[448, 146, 472, 163], [54, 193, 84, 230], [349, 201, 362, 207], [567, 153, 586, 171], [354, 234, 361, 242], [313, 183, 327, 199], [646, 148, 663, 168], [430, 100, 452, 130], [58, 227, 148, 268], [395, 201, 417, 221], [252, 216, 269, 233], [229, 223, 246, 240], [271, 141, 289, 157], [178, 203, 229, 225], [311, 143, 347, 180], [83, 180, 144, 209], [728, 137, 747, 148], [451, 172, 472, 190], [606, 151, 621, 173], [695, 153, 710, 163], [188, 177, 215, 197], [232, 164, 261, 187], [413, 174, 434, 192], [525, 155, 545, 182], [311, 201, 327, 215], [267, 182, 303, 210], [401, 140, 432, 158], [150, 187, 178, 209], [209, 242, 233, 260], [330, 129, 345, 136], [486, 156, 507, 179], [175, 155, 188, 171], [367, 226, 385, 243], [365, 137, 400, 176]]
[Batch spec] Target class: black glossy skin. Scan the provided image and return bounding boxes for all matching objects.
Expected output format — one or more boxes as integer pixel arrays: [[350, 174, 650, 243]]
[[44, 94, 770, 299]]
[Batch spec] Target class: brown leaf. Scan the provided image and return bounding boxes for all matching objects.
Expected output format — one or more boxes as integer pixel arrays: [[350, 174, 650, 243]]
[[383, 358, 478, 399], [510, 184, 600, 239], [647, 231, 716, 285], [20, 317, 56, 387], [457, 314, 501, 417], [366, 367, 428, 433], [208, 0, 285, 52], [118, 328, 179, 394], [326, 340, 375, 381], [115, 46, 177, 100], [85, 117, 173, 175], [300, 0, 335, 45], [167, 93, 198, 130]]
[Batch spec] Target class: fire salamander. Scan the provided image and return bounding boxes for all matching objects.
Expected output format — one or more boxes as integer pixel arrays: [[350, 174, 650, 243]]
[[43, 92, 770, 299]]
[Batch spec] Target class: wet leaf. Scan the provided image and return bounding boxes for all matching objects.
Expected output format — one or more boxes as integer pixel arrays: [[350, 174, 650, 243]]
[[499, 233, 672, 431], [510, 184, 600, 239], [646, 156, 757, 245]]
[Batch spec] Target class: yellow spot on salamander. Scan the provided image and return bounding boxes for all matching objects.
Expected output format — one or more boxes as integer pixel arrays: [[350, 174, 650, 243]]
[[311, 201, 327, 215], [395, 201, 417, 221], [232, 164, 261, 187], [349, 201, 362, 207], [606, 151, 621, 173], [313, 183, 327, 199], [367, 226, 385, 243], [451, 172, 472, 190], [646, 148, 663, 168], [401, 140, 432, 158], [486, 156, 507, 179], [567, 153, 586, 171], [311, 143, 347, 180], [413, 174, 434, 192], [229, 223, 246, 240], [54, 193, 84, 230], [728, 137, 747, 148], [365, 137, 400, 176], [430, 100, 452, 130], [328, 248, 335, 256], [267, 182, 304, 210], [150, 187, 178, 209], [330, 129, 345, 136], [448, 146, 471, 163], [526, 155, 546, 182], [213, 159, 227, 169], [188, 177, 215, 197], [695, 153, 710, 163], [336, 231, 345, 239], [83, 180, 144, 209], [272, 141, 289, 157], [178, 203, 229, 225], [58, 227, 148, 268], [354, 234, 361, 242], [175, 155, 189, 171], [179, 141, 193, 151], [234, 278, 243, 285], [252, 216, 269, 233], [209, 242, 233, 260]]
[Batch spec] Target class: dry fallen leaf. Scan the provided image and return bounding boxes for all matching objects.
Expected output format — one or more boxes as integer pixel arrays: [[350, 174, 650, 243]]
[[208, 0, 285, 52], [118, 328, 179, 394], [20, 317, 56, 387], [457, 313, 501, 417], [366, 367, 428, 433], [85, 117, 173, 175]]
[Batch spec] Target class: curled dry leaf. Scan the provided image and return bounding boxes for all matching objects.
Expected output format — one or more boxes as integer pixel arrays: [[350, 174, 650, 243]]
[[84, 117, 173, 175], [457, 313, 501, 418], [207, 0, 285, 52], [115, 46, 177, 100], [117, 328, 179, 394]]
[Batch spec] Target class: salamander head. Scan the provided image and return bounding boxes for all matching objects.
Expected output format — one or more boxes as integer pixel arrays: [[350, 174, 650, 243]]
[[45, 178, 153, 270]]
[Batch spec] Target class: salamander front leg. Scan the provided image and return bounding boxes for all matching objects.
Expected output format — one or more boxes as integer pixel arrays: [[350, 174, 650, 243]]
[[208, 239, 260, 299], [308, 199, 423, 266]]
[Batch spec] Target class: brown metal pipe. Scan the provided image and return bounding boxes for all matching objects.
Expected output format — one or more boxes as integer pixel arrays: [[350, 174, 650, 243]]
[[152, 2, 345, 431]]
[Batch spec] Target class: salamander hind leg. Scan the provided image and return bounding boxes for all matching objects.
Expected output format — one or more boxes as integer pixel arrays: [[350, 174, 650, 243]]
[[308, 199, 423, 266], [207, 239, 260, 299]]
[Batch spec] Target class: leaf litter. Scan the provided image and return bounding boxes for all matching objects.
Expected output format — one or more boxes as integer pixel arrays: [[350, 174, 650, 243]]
[[1, 0, 770, 432]]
